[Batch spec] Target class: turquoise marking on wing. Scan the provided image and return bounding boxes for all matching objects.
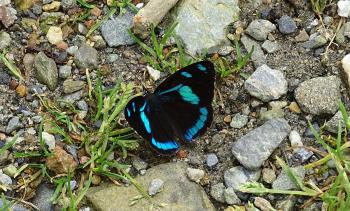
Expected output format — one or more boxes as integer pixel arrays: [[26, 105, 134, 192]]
[[158, 84, 182, 95], [179, 86, 199, 105], [126, 108, 131, 117], [151, 137, 179, 150], [132, 102, 136, 112], [185, 107, 208, 141], [139, 102, 151, 134], [181, 72, 192, 78], [197, 64, 206, 72]]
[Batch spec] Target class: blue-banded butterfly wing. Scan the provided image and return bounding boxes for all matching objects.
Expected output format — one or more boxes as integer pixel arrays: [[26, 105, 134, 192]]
[[154, 61, 215, 142], [124, 61, 215, 154], [154, 61, 215, 105], [124, 95, 180, 154]]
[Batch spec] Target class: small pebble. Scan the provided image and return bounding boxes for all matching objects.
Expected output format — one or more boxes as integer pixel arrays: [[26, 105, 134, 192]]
[[288, 102, 301, 113], [0, 172, 12, 185], [262, 168, 276, 184], [230, 113, 248, 129], [186, 167, 205, 183], [42, 132, 56, 151], [278, 15, 297, 34], [206, 153, 219, 167], [289, 130, 303, 147], [3, 164, 17, 177], [254, 197, 274, 211], [148, 178, 164, 196]]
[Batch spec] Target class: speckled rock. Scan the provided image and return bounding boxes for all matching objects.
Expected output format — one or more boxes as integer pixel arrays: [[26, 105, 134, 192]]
[[224, 166, 261, 191], [244, 65, 288, 102], [272, 166, 305, 190], [232, 118, 290, 170], [295, 76, 341, 115], [241, 35, 266, 68], [101, 11, 135, 47], [277, 15, 297, 34], [34, 52, 58, 91], [74, 44, 98, 69], [172, 0, 240, 55], [246, 19, 276, 41], [86, 162, 215, 211]]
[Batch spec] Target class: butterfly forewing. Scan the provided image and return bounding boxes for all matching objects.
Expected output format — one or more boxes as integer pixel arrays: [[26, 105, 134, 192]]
[[124, 61, 215, 154]]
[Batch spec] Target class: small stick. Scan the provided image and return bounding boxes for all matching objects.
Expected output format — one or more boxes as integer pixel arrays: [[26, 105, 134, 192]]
[[132, 0, 180, 39]]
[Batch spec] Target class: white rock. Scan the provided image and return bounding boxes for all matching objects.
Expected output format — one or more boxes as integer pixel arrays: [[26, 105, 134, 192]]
[[186, 167, 205, 183], [289, 130, 303, 148], [42, 132, 56, 151], [342, 54, 350, 88], [46, 26, 63, 45], [146, 66, 161, 81], [338, 0, 350, 17]]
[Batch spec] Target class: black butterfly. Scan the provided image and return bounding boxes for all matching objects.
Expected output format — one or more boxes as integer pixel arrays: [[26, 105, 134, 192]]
[[124, 61, 215, 154]]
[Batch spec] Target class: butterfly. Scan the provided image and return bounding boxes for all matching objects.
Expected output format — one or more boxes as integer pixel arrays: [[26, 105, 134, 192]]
[[124, 61, 215, 154]]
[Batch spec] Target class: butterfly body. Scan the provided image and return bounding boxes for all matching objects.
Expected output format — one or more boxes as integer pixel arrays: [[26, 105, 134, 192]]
[[124, 61, 215, 154]]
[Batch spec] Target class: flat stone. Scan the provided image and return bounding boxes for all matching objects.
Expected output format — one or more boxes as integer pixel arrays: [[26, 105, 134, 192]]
[[0, 172, 12, 185], [74, 44, 98, 69], [294, 76, 341, 115], [206, 153, 219, 167], [172, 0, 240, 55], [42, 131, 55, 151], [62, 90, 83, 104], [302, 33, 327, 49], [262, 168, 276, 184], [101, 11, 135, 47], [261, 40, 280, 53], [244, 64, 288, 102], [246, 19, 276, 41], [34, 52, 58, 91], [272, 166, 305, 190], [289, 130, 303, 147], [258, 108, 284, 124], [86, 162, 215, 211], [224, 166, 261, 191], [232, 118, 290, 170], [63, 79, 85, 94], [210, 183, 225, 203], [295, 29, 309, 42], [58, 65, 72, 78]]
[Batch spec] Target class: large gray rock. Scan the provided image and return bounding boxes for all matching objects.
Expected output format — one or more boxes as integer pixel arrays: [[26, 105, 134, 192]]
[[172, 0, 240, 55], [101, 11, 135, 47], [74, 44, 98, 69], [244, 65, 288, 102], [34, 52, 58, 91], [295, 76, 341, 115], [232, 118, 291, 170], [86, 162, 215, 211], [241, 35, 266, 68]]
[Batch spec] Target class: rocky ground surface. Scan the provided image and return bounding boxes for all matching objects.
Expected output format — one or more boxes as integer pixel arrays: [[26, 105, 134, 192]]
[[1, 0, 350, 210]]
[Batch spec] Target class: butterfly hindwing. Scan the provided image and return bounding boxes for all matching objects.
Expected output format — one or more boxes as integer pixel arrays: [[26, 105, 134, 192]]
[[124, 61, 215, 154], [124, 96, 180, 154]]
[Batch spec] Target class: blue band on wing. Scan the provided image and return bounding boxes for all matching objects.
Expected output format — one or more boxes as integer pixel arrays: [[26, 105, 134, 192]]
[[181, 72, 192, 78], [132, 102, 136, 112], [158, 84, 183, 95], [179, 86, 199, 105], [185, 107, 208, 141], [126, 108, 131, 117], [151, 137, 179, 150], [139, 102, 151, 134], [197, 64, 207, 72]]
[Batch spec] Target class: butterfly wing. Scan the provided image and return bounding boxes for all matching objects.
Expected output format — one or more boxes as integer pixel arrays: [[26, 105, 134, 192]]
[[154, 61, 215, 142], [124, 96, 180, 154], [124, 61, 215, 154]]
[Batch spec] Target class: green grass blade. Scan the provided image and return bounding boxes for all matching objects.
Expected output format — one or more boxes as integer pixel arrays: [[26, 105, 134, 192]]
[[76, 0, 95, 8], [0, 51, 25, 81], [86, 6, 117, 37], [128, 29, 157, 57]]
